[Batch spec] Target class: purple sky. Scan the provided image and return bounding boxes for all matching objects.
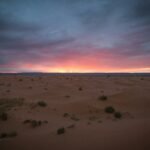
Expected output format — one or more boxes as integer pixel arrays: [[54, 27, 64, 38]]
[[0, 0, 150, 73]]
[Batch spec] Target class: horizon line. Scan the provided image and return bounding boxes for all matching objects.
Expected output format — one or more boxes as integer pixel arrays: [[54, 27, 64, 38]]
[[0, 72, 150, 74]]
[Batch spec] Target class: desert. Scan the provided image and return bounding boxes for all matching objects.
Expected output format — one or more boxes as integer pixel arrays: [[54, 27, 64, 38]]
[[0, 74, 150, 150]]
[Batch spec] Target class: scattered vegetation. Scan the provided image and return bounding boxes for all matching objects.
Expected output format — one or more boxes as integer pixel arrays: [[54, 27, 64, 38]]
[[31, 120, 42, 128], [98, 95, 108, 101], [31, 78, 34, 81], [28, 86, 32, 89], [0, 132, 17, 139], [23, 119, 48, 128], [97, 120, 102, 123], [65, 95, 70, 98], [37, 101, 47, 107], [23, 119, 32, 124], [105, 106, 115, 113], [114, 112, 122, 119], [107, 75, 111, 78], [78, 87, 83, 91], [19, 79, 23, 82], [63, 113, 69, 117], [57, 127, 65, 135], [0, 133, 7, 139], [44, 88, 48, 91], [0, 112, 8, 121], [0, 98, 24, 113], [6, 90, 10, 93], [8, 132, 17, 137]]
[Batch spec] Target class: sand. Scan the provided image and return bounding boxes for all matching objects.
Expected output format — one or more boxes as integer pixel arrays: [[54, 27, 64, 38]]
[[0, 74, 150, 150]]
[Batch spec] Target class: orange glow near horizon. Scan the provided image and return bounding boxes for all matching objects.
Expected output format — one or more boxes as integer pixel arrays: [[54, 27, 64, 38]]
[[1, 49, 150, 73], [17, 50, 150, 73], [19, 63, 150, 73]]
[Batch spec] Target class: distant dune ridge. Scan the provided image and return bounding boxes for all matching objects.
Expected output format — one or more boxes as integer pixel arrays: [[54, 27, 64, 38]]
[[0, 74, 150, 150]]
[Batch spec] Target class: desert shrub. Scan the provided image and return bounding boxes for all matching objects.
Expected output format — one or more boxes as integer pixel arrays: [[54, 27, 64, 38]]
[[63, 113, 69, 117], [38, 121, 42, 126], [97, 120, 102, 123], [31, 120, 41, 128], [28, 86, 32, 89], [31, 120, 43, 128], [105, 106, 115, 113], [0, 98, 24, 113], [0, 112, 8, 121], [24, 119, 47, 127], [6, 90, 10, 93], [0, 132, 17, 139], [23, 119, 31, 124], [44, 88, 48, 91], [98, 95, 107, 101], [19, 79, 23, 82], [78, 87, 83, 91], [37, 101, 47, 107], [8, 132, 17, 137], [65, 95, 70, 98], [114, 112, 122, 119], [57, 127, 65, 135], [0, 133, 7, 138], [107, 75, 110, 78]]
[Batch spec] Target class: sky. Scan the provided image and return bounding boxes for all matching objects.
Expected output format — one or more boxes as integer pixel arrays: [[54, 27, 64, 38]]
[[0, 0, 150, 73]]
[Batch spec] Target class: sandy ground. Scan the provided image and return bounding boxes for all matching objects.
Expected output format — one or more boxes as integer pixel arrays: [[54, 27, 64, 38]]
[[0, 75, 150, 150]]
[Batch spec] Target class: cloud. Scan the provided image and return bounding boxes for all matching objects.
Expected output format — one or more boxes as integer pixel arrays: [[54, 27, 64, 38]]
[[0, 0, 149, 72]]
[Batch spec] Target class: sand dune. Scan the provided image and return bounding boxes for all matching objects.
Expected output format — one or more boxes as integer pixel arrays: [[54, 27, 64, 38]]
[[0, 75, 150, 150]]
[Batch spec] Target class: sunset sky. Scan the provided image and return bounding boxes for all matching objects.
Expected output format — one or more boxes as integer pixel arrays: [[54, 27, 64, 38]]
[[0, 0, 150, 73]]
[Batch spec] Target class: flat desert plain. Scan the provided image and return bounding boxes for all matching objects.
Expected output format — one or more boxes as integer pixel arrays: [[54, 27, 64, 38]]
[[0, 74, 150, 150]]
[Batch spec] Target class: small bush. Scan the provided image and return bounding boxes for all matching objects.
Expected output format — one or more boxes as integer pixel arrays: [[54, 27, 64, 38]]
[[44, 88, 48, 91], [57, 127, 65, 135], [0, 112, 8, 121], [65, 95, 70, 98], [0, 132, 17, 139], [38, 121, 42, 126], [6, 90, 10, 93], [23, 119, 31, 124], [98, 95, 107, 101], [0, 133, 7, 138], [8, 132, 17, 137], [37, 101, 47, 107], [63, 113, 69, 117], [114, 112, 122, 119], [31, 120, 39, 128], [24, 119, 46, 127], [105, 106, 115, 113], [78, 87, 83, 91]]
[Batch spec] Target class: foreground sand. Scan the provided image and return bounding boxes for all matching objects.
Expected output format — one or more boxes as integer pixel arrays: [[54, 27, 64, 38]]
[[0, 74, 150, 150]]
